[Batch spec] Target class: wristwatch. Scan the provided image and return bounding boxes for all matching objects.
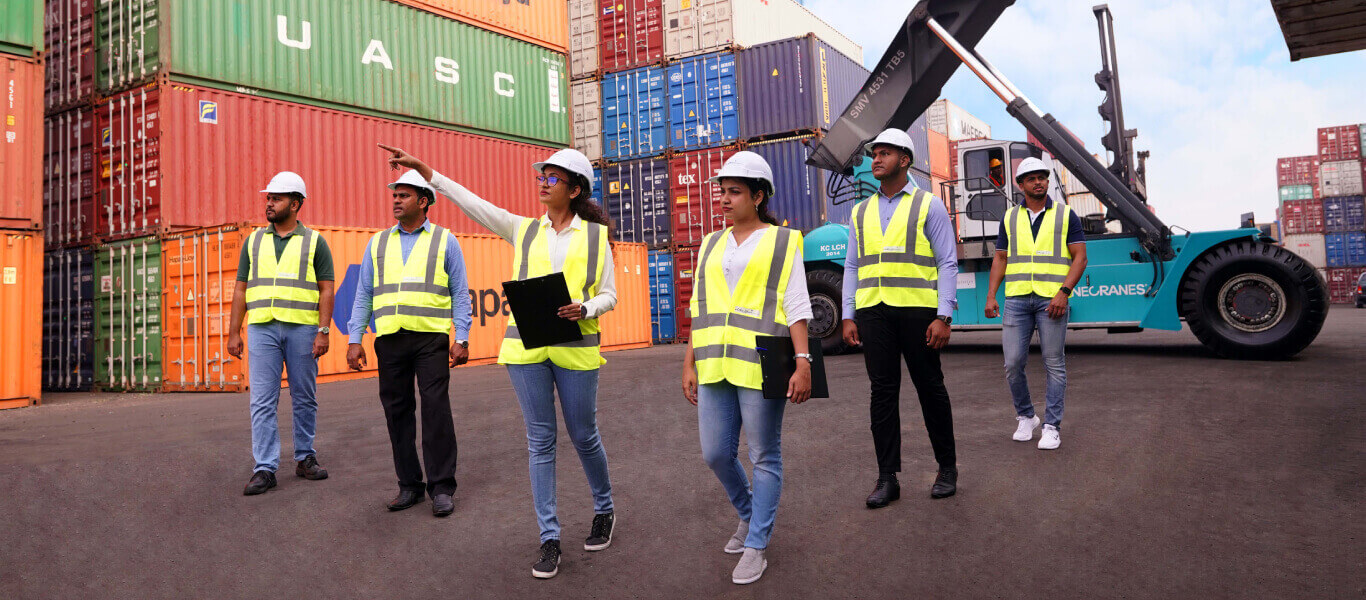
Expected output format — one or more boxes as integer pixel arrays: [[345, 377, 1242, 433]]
[[456, 340, 468, 348], [580, 305, 589, 320], [1059, 286, 1073, 296], [936, 315, 952, 326], [317, 326, 330, 335], [794, 353, 813, 363]]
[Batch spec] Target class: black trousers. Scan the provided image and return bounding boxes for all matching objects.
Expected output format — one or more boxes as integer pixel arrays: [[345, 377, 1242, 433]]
[[374, 330, 457, 496], [856, 304, 957, 472]]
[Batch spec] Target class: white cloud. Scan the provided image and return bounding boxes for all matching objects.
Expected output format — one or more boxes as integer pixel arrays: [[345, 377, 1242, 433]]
[[803, 0, 1366, 231]]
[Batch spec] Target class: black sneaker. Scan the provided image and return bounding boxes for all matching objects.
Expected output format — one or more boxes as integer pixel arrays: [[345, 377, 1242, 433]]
[[585, 512, 615, 551], [532, 540, 561, 579], [243, 470, 277, 496]]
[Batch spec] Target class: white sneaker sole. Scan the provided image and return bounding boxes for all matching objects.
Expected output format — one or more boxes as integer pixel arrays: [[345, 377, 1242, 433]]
[[584, 516, 615, 552], [732, 560, 767, 585], [1038, 441, 1060, 450], [532, 559, 559, 579], [723, 544, 745, 555]]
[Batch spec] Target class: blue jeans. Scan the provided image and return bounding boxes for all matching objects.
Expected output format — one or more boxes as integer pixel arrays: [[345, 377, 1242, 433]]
[[248, 321, 319, 472], [506, 361, 614, 543], [697, 381, 786, 550], [1002, 294, 1068, 428]]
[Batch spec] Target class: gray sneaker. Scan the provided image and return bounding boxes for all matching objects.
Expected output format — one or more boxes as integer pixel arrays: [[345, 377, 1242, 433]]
[[723, 521, 749, 554], [731, 548, 767, 584]]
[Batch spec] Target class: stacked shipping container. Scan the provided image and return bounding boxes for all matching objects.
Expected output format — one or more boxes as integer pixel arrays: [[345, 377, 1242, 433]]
[[1276, 124, 1366, 302]]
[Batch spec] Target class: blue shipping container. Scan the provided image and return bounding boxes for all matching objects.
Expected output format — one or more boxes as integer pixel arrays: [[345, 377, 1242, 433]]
[[603, 156, 672, 247], [648, 250, 676, 342], [735, 35, 870, 140], [1326, 232, 1366, 267], [591, 167, 604, 206], [43, 247, 95, 391], [668, 52, 739, 151], [908, 113, 931, 175], [1323, 195, 1365, 233], [747, 135, 830, 233], [603, 66, 669, 160]]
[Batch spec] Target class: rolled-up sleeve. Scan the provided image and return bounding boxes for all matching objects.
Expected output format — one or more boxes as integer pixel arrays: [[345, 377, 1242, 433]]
[[348, 239, 375, 344], [923, 199, 959, 317], [446, 232, 472, 340]]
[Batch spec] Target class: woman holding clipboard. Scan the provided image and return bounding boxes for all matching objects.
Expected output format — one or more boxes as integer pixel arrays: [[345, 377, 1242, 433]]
[[378, 145, 617, 580], [680, 151, 813, 585]]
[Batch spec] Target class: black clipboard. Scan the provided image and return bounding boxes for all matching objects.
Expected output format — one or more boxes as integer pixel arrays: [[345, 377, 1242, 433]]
[[502, 272, 584, 350], [756, 336, 829, 401]]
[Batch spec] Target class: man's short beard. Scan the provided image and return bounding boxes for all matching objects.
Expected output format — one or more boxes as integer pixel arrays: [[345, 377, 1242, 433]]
[[266, 209, 291, 223]]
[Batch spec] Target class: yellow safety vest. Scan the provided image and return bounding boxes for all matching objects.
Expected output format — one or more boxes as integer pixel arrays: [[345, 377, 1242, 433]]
[[853, 190, 938, 310], [1004, 202, 1075, 297], [500, 217, 608, 371], [245, 226, 321, 326], [369, 224, 453, 336], [689, 226, 800, 390]]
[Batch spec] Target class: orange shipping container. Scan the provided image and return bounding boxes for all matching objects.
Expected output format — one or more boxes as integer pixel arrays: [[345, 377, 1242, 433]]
[[389, 0, 568, 53], [927, 129, 951, 180], [0, 230, 43, 408], [160, 225, 652, 392], [1, 54, 44, 231]]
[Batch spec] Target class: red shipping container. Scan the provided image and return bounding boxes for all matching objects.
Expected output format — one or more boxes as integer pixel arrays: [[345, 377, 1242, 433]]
[[1276, 155, 1320, 187], [670, 146, 737, 246], [1326, 267, 1366, 304], [1280, 199, 1325, 235], [1, 54, 44, 231], [43, 0, 95, 112], [673, 244, 701, 341], [599, 0, 664, 71], [44, 107, 97, 248], [96, 84, 557, 242], [1318, 125, 1361, 162]]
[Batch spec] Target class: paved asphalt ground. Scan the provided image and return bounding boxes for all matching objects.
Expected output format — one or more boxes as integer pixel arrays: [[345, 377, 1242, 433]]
[[2, 307, 1363, 599]]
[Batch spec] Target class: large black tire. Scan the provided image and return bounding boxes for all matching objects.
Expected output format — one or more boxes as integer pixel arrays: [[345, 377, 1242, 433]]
[[806, 268, 851, 355], [1177, 240, 1327, 359]]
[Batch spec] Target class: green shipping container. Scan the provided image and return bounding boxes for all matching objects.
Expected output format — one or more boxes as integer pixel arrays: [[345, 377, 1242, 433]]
[[95, 237, 163, 392], [96, 0, 569, 146], [0, 0, 43, 56], [1279, 184, 1315, 202]]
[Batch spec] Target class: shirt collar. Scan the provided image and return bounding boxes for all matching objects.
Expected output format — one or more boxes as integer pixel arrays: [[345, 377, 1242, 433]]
[[1026, 198, 1055, 212], [396, 219, 432, 234], [876, 181, 918, 202], [539, 213, 585, 231], [266, 222, 309, 237]]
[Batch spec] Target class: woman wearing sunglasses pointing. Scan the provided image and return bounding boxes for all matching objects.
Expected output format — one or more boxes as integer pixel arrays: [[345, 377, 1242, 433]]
[[378, 144, 616, 580]]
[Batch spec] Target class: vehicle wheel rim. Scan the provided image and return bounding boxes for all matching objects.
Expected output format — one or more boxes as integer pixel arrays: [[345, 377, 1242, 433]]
[[1217, 273, 1285, 333], [809, 294, 838, 340]]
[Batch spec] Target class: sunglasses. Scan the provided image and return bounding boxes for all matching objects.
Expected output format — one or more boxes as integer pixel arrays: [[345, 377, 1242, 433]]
[[536, 175, 566, 186]]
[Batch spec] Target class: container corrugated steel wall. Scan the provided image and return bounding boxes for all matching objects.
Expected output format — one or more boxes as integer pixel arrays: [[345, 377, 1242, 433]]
[[1279, 184, 1315, 202], [648, 249, 675, 342], [44, 107, 97, 248], [1325, 232, 1366, 268], [602, 66, 668, 160], [0, 230, 43, 408], [571, 78, 603, 161], [44, 0, 95, 112], [928, 129, 951, 179], [598, 0, 664, 71], [1282, 233, 1327, 270], [97, 84, 557, 241], [1322, 195, 1365, 233], [672, 244, 699, 340], [0, 0, 43, 56], [747, 135, 827, 232], [43, 246, 95, 391], [908, 113, 931, 175], [670, 146, 736, 246], [603, 156, 671, 246], [599, 242, 652, 351], [663, 0, 861, 65], [1318, 125, 1361, 162], [735, 35, 868, 140], [94, 236, 162, 391], [2, 54, 44, 230], [1326, 267, 1366, 303], [1320, 160, 1364, 197], [388, 0, 568, 53], [568, 0, 599, 79], [1281, 199, 1325, 235], [97, 0, 569, 146], [1277, 155, 1319, 187], [668, 52, 739, 150]]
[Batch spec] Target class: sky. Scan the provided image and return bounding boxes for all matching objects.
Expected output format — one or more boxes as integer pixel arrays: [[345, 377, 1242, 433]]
[[801, 0, 1366, 231]]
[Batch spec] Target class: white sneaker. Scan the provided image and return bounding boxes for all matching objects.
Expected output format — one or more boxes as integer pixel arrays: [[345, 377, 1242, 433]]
[[1038, 424, 1061, 450], [1013, 415, 1041, 441]]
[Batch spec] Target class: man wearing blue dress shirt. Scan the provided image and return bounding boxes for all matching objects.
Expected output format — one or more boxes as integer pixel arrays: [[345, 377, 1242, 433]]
[[840, 129, 961, 508]]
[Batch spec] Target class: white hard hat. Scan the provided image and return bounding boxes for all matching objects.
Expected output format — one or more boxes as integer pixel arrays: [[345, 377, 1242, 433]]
[[1014, 157, 1050, 182], [863, 128, 916, 159], [533, 148, 596, 193], [388, 169, 436, 196], [708, 151, 775, 195], [261, 171, 307, 198]]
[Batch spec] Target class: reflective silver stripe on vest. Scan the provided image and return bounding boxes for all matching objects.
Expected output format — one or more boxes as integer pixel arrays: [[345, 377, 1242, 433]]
[[375, 226, 398, 287], [373, 305, 451, 319], [423, 226, 445, 290], [854, 200, 871, 263], [689, 312, 789, 336], [692, 343, 761, 365], [692, 232, 726, 323], [516, 220, 541, 280], [760, 229, 792, 324], [856, 276, 938, 290], [856, 191, 936, 292], [1004, 273, 1067, 284], [245, 299, 319, 311], [375, 283, 451, 296], [583, 222, 603, 299], [505, 325, 601, 348], [1007, 205, 1073, 265]]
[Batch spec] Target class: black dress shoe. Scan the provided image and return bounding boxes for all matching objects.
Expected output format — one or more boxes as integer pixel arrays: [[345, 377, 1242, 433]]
[[295, 455, 328, 480], [432, 493, 454, 517], [243, 470, 277, 496], [930, 467, 957, 499], [387, 490, 425, 511], [865, 476, 900, 508]]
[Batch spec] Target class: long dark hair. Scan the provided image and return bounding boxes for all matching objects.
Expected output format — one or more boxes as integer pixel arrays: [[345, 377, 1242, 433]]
[[568, 173, 614, 234], [733, 177, 780, 226]]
